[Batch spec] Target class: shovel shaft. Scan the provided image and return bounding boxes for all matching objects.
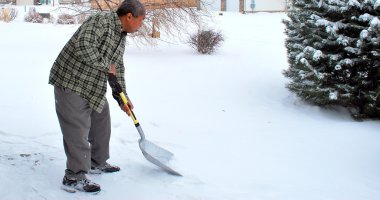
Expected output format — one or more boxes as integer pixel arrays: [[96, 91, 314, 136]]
[[119, 92, 139, 125], [119, 91, 146, 140], [135, 125, 146, 140]]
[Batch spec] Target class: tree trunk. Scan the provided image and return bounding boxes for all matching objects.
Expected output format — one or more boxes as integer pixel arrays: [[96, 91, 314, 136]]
[[239, 0, 244, 13], [221, 0, 226, 11]]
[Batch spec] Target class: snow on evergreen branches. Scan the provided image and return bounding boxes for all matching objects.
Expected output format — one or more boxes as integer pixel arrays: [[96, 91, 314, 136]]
[[348, 0, 361, 8], [359, 13, 375, 22], [370, 17, 380, 28], [359, 30, 369, 39], [376, 0, 380, 8]]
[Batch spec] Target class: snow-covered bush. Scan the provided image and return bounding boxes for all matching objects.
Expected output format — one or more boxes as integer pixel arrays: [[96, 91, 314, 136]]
[[188, 30, 224, 54], [0, 7, 18, 22], [24, 7, 43, 23], [284, 0, 380, 119], [57, 14, 75, 24], [76, 14, 88, 24]]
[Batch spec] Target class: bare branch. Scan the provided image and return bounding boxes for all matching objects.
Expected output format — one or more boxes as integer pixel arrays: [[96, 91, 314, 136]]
[[58, 0, 212, 46]]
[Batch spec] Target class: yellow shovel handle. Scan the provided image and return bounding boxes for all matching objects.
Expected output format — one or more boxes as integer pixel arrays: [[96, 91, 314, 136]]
[[119, 92, 139, 125]]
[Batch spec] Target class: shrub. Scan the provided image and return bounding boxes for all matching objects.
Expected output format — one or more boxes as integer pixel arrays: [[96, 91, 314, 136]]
[[0, 7, 18, 22], [76, 14, 88, 24], [24, 7, 43, 23], [57, 14, 75, 24], [188, 30, 224, 54]]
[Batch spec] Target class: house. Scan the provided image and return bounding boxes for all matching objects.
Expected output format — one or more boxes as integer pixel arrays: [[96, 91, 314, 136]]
[[207, 0, 289, 12], [10, 0, 286, 12], [91, 0, 197, 10], [0, 0, 15, 5], [12, 0, 199, 10], [14, 0, 61, 5]]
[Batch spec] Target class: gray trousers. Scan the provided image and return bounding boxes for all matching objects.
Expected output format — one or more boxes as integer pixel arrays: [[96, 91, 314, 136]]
[[54, 86, 111, 179]]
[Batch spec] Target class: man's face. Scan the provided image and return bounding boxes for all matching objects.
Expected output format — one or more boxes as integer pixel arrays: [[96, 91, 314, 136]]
[[122, 13, 145, 33]]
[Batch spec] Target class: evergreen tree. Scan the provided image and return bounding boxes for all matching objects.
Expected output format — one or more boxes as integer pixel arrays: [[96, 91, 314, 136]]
[[284, 0, 380, 119]]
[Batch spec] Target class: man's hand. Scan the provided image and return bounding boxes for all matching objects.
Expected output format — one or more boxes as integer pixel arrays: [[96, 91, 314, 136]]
[[108, 71, 133, 116], [109, 64, 116, 75], [121, 97, 134, 116]]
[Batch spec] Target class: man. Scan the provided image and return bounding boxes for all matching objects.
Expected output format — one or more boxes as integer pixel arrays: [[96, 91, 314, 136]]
[[49, 0, 145, 193]]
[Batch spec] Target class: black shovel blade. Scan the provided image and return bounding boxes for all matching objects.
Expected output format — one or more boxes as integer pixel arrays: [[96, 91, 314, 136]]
[[139, 139, 182, 176]]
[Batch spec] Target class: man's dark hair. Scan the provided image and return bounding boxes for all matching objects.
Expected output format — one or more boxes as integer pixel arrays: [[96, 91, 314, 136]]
[[116, 0, 146, 17]]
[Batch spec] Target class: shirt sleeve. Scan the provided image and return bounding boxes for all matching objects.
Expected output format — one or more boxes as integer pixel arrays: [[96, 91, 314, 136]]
[[111, 37, 127, 94], [74, 15, 109, 72]]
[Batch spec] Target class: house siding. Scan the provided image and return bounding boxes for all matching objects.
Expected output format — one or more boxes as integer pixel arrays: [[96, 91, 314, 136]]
[[206, 0, 287, 12], [16, 0, 33, 5]]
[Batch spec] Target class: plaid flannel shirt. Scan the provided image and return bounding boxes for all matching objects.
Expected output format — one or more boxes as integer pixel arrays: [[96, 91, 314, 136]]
[[49, 11, 127, 113]]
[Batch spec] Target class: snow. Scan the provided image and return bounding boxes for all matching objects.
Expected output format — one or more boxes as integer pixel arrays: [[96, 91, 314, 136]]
[[345, 46, 360, 55], [370, 17, 380, 28], [348, 0, 361, 8], [335, 64, 342, 70], [360, 29, 369, 39], [329, 91, 338, 100], [318, 0, 324, 8], [313, 50, 323, 61], [359, 13, 374, 22], [337, 36, 349, 46], [316, 18, 329, 27], [1, 8, 380, 200]]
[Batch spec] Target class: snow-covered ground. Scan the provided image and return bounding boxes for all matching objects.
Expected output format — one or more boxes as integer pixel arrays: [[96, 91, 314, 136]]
[[1, 8, 380, 200]]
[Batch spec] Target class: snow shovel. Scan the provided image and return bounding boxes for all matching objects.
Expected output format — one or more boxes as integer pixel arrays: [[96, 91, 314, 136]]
[[108, 74, 182, 176]]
